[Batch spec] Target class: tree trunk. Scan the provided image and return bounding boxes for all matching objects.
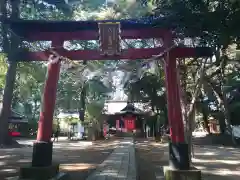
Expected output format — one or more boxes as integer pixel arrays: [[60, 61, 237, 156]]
[[0, 61, 17, 145], [186, 104, 196, 161], [208, 79, 236, 144], [185, 73, 205, 161], [78, 84, 86, 122], [179, 59, 206, 162], [0, 0, 19, 145], [218, 114, 226, 134], [202, 108, 211, 134], [211, 47, 236, 144]]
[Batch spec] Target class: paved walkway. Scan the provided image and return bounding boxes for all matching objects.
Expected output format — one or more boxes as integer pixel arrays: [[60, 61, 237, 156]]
[[86, 138, 136, 180]]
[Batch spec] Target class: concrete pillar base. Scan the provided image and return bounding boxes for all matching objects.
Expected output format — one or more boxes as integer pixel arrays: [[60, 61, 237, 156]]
[[163, 166, 201, 180]]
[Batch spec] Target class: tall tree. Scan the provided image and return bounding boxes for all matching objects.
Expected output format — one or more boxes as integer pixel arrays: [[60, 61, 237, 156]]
[[0, 0, 20, 145]]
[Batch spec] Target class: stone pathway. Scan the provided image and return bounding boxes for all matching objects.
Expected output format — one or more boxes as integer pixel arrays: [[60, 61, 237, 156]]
[[135, 139, 166, 180], [86, 138, 136, 180]]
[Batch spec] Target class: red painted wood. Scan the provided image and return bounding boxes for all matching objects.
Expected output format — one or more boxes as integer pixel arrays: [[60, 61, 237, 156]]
[[9, 131, 21, 137], [23, 47, 208, 62], [164, 60, 175, 142], [172, 47, 199, 58], [36, 40, 62, 142], [27, 28, 168, 41], [123, 117, 136, 131], [164, 54, 185, 143], [36, 60, 61, 142], [24, 47, 165, 61]]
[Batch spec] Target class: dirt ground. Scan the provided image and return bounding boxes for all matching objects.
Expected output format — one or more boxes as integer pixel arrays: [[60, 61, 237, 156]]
[[0, 139, 119, 180], [135, 138, 240, 180]]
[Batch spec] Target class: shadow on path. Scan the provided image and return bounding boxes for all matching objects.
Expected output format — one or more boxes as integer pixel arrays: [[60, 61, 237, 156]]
[[0, 139, 119, 180], [193, 145, 240, 180], [135, 138, 240, 180]]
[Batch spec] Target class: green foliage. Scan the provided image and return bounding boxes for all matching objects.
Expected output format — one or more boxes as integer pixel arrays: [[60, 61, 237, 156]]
[[87, 101, 105, 119], [11, 62, 46, 122], [124, 71, 166, 110], [62, 116, 79, 125], [0, 54, 7, 98]]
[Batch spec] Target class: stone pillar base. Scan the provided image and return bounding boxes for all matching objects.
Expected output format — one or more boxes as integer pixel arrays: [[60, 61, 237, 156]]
[[32, 141, 53, 167], [11, 164, 70, 180], [163, 166, 201, 180], [169, 142, 190, 170]]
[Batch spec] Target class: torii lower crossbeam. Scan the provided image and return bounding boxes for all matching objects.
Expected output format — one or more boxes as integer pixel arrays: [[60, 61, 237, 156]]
[[19, 47, 211, 61]]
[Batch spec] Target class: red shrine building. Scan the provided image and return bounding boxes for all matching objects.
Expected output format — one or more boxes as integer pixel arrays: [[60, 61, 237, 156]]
[[104, 101, 147, 134], [115, 103, 140, 132]]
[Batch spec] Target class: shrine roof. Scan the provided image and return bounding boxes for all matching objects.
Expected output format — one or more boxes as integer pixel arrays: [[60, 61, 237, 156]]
[[5, 18, 164, 36], [115, 103, 146, 115]]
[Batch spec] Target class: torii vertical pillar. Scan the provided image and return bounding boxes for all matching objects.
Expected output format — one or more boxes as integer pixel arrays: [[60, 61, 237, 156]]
[[32, 41, 62, 167], [31, 59, 61, 167], [164, 52, 190, 170]]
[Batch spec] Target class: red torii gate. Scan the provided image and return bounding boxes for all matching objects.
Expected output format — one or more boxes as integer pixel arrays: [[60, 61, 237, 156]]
[[7, 19, 212, 177]]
